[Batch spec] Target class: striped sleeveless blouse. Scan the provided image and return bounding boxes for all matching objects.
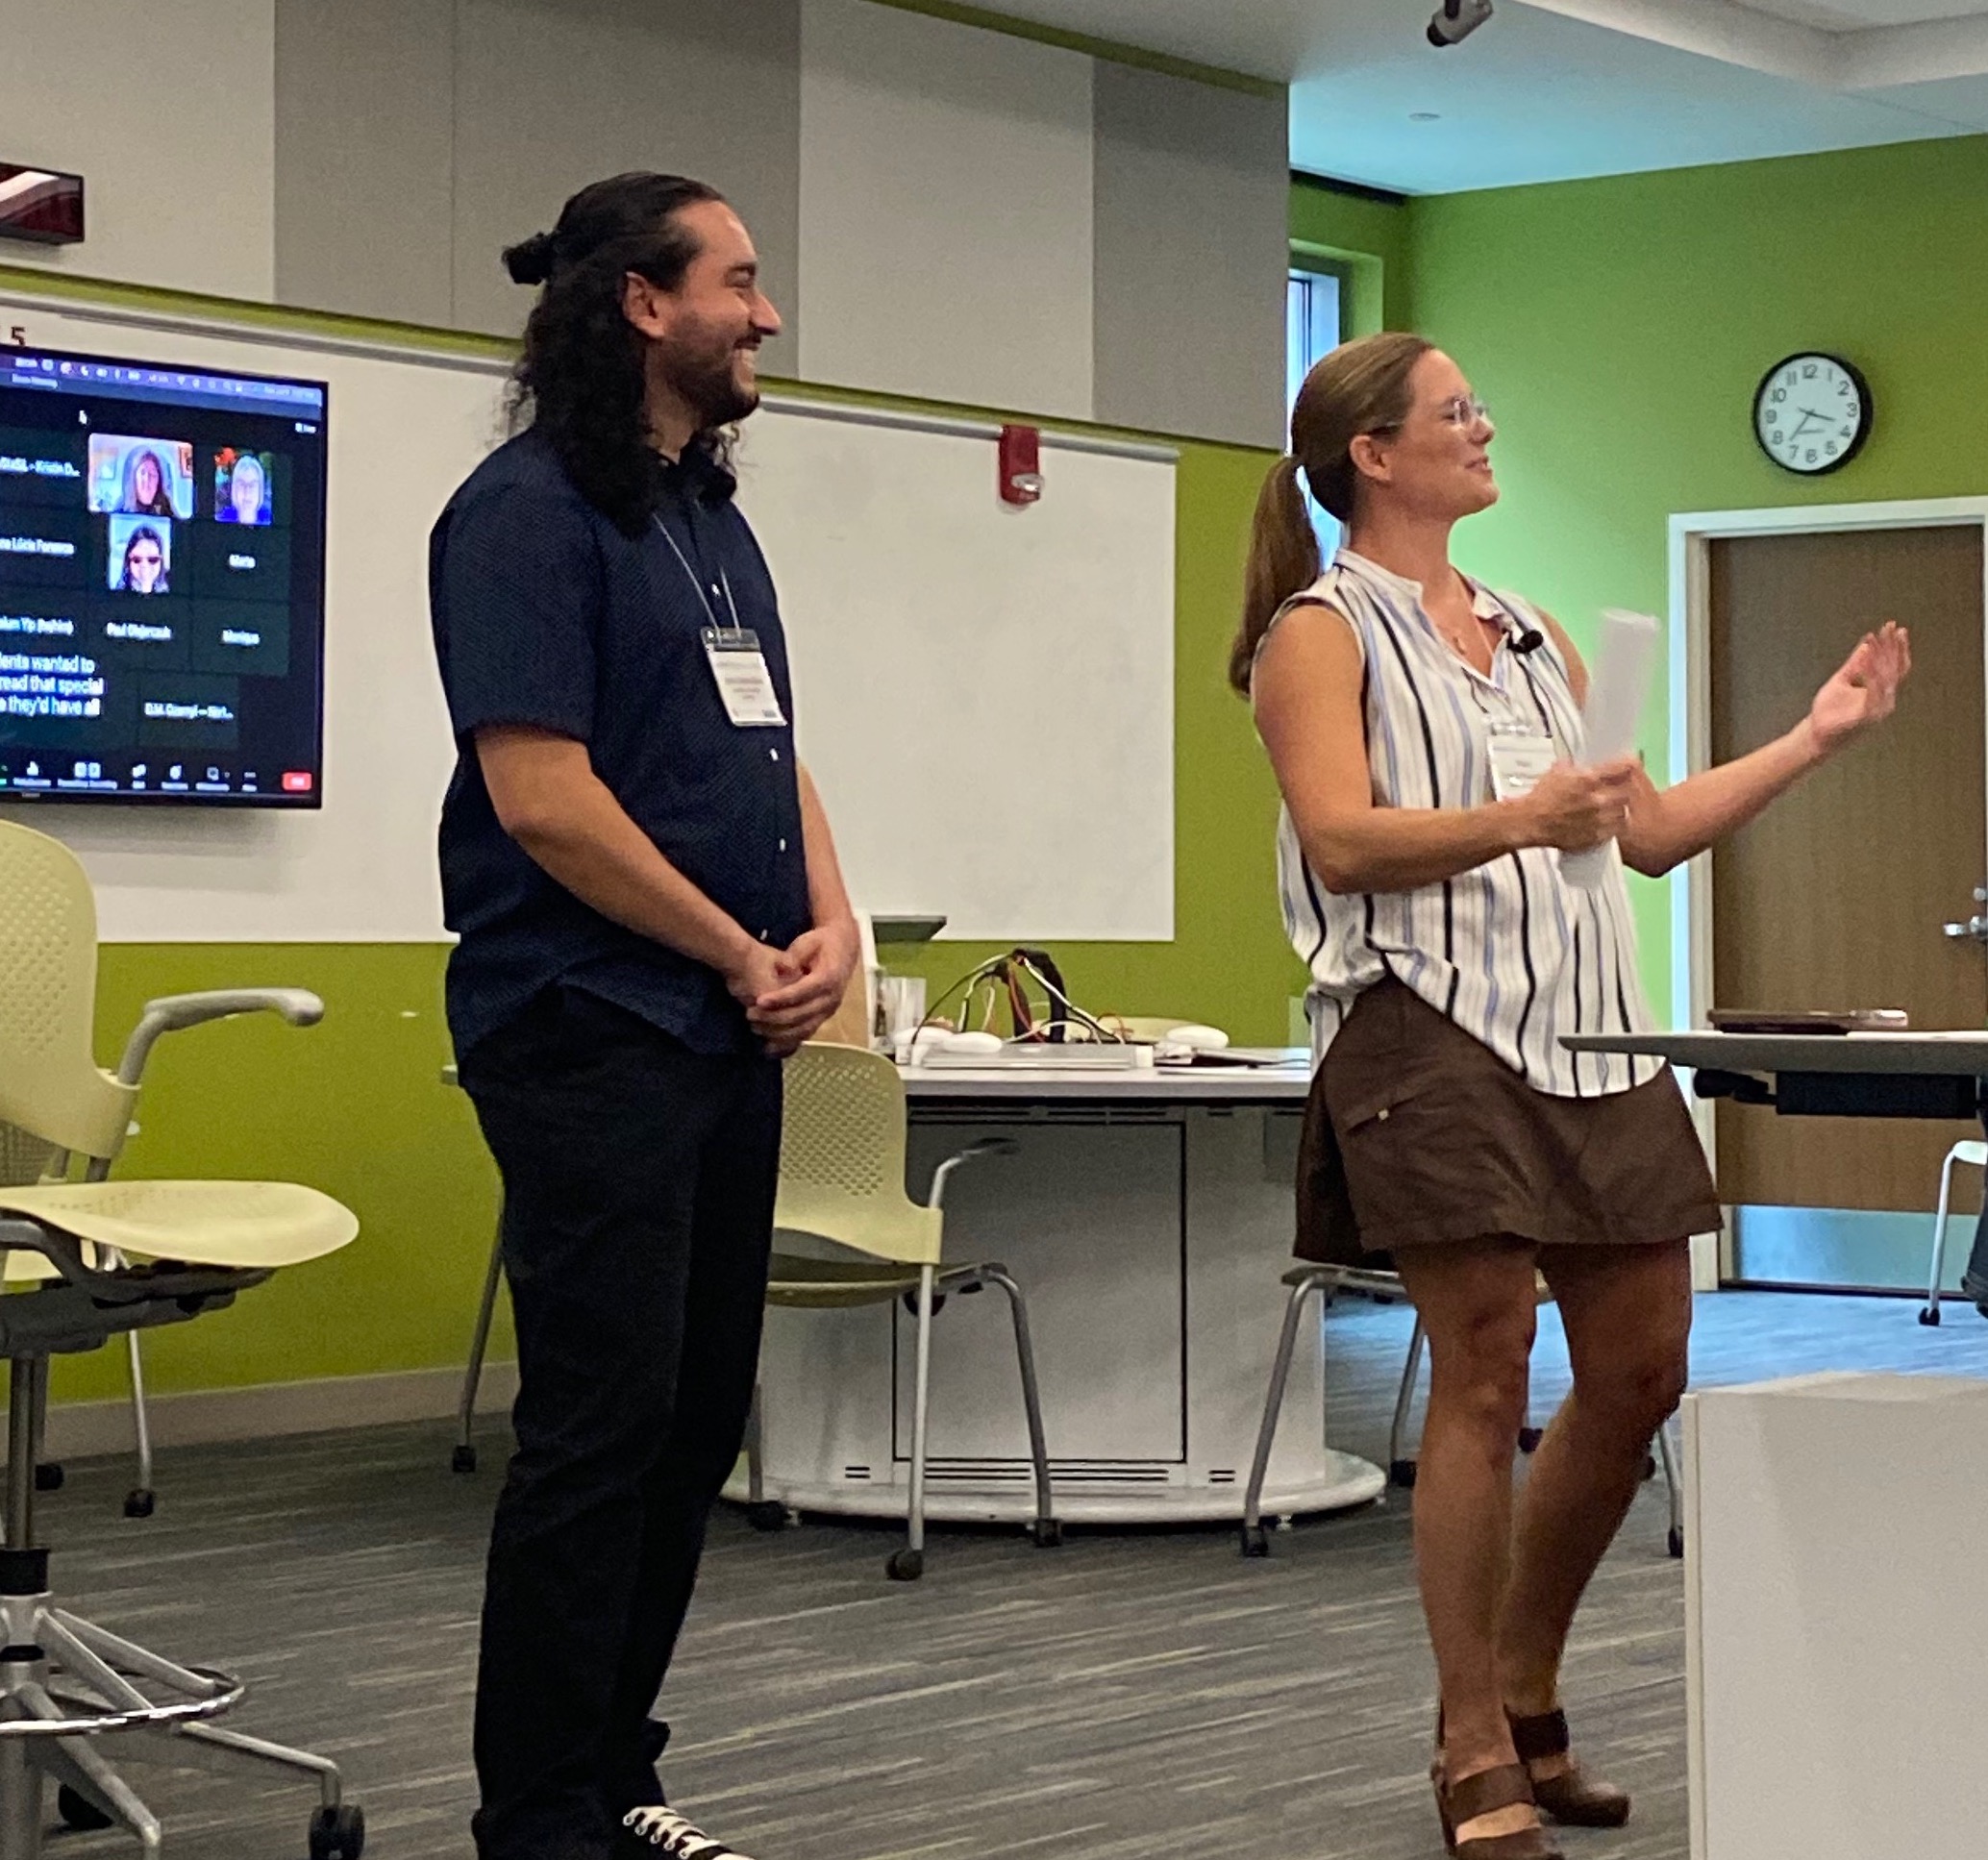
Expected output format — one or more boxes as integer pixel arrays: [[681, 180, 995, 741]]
[[1261, 549, 1662, 1099]]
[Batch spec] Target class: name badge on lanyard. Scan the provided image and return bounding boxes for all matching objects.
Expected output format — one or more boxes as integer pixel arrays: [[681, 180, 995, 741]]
[[703, 627, 787, 728], [1485, 723, 1556, 803], [653, 514, 788, 729]]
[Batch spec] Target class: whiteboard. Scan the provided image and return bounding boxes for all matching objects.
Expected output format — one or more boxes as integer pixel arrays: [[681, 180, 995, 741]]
[[0, 291, 1176, 943]]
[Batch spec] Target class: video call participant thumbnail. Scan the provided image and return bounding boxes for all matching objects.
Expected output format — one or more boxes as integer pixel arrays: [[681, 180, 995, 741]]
[[107, 515, 173, 596], [87, 437, 195, 520], [213, 449, 274, 527]]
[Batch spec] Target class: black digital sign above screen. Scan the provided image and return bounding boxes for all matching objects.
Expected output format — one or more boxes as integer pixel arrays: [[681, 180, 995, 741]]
[[0, 167, 85, 246], [0, 344, 328, 807]]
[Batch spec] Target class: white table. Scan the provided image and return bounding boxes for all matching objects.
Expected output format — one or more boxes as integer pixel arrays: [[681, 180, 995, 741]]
[[730, 1051, 1390, 1526], [1578, 1032, 1988, 1852], [1683, 1372, 1988, 1860]]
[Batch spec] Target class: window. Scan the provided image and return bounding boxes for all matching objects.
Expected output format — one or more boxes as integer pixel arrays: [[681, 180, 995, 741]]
[[1286, 267, 1343, 557]]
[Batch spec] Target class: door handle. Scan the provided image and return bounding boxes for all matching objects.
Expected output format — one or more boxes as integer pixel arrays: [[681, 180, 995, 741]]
[[1945, 886, 1988, 939]]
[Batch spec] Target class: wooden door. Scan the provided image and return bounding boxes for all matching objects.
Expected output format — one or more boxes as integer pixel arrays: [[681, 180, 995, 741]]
[[1710, 525, 1986, 1216]]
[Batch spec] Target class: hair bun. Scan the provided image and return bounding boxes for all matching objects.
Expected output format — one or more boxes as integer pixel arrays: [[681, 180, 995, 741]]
[[502, 230, 558, 286]]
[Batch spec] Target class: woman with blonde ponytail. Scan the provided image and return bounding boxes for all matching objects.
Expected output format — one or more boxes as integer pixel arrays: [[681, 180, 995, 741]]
[[1239, 334, 1910, 1859]]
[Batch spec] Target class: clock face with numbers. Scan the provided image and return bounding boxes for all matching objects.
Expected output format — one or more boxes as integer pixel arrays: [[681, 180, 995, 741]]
[[1753, 353, 1872, 475]]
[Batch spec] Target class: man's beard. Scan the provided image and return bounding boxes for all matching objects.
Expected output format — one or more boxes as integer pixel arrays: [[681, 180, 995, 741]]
[[662, 328, 760, 434]]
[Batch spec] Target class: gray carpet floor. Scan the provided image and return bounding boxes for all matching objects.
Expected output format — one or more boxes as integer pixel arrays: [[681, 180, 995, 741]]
[[24, 1288, 1988, 1860]]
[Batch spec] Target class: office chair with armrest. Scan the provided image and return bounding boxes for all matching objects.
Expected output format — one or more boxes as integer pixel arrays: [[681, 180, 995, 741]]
[[0, 818, 364, 1859], [748, 1041, 1059, 1581], [41, 988, 331, 1520]]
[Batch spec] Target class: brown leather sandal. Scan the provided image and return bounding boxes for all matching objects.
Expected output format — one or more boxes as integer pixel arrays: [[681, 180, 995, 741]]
[[1429, 1757, 1565, 1859], [1506, 1706, 1631, 1828]]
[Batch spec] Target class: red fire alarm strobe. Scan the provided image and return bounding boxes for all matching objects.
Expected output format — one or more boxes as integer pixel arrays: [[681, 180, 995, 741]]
[[999, 424, 1043, 506]]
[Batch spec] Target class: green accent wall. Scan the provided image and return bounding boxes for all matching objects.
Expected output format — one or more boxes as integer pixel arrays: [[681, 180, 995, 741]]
[[1402, 134, 1988, 1003], [1289, 175, 1412, 336]]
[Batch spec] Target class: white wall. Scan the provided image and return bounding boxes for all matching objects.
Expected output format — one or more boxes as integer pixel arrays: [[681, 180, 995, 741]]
[[0, 0, 276, 302], [2, 0, 1283, 447], [797, 0, 1097, 419]]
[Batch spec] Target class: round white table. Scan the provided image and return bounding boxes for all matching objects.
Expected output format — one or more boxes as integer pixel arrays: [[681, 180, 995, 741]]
[[729, 1051, 1388, 1527]]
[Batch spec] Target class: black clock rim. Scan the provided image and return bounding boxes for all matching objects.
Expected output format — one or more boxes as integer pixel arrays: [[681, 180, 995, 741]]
[[1752, 352, 1873, 476]]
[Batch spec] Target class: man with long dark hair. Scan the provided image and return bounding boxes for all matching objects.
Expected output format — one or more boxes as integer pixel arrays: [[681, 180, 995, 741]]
[[429, 172, 860, 1860]]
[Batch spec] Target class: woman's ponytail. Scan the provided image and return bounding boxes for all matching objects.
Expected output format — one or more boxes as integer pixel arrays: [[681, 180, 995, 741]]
[[1229, 456, 1321, 696]]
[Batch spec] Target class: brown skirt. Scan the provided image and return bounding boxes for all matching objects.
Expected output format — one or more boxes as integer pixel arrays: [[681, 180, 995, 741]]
[[1295, 980, 1721, 1269]]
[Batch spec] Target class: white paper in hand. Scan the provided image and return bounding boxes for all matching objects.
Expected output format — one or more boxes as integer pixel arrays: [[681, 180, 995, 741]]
[[1561, 608, 1658, 889]]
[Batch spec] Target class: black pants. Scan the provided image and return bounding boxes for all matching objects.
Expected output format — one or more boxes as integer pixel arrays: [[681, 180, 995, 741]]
[[460, 987, 782, 1860]]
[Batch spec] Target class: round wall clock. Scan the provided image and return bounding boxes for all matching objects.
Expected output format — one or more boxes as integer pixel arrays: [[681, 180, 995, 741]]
[[1753, 353, 1872, 475]]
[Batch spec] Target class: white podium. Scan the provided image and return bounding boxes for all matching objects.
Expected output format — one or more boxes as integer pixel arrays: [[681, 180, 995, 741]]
[[1685, 1372, 1988, 1860]]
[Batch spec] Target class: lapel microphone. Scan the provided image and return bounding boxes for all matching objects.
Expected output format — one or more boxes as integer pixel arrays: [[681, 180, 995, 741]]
[[1510, 625, 1545, 656]]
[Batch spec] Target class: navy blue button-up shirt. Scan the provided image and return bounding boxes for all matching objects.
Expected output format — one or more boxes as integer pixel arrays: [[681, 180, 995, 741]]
[[429, 430, 810, 1058]]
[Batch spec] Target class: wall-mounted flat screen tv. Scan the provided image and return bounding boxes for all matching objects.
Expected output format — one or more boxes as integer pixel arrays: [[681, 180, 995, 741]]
[[0, 343, 327, 806]]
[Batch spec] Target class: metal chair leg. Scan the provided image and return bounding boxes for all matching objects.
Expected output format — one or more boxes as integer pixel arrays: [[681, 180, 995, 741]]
[[453, 1205, 507, 1474], [27, 1358, 59, 1500], [1924, 1148, 1960, 1326], [123, 1333, 155, 1517], [739, 1384, 791, 1532], [1241, 1270, 1331, 1556], [745, 1383, 765, 1506], [978, 1266, 1059, 1547], [888, 1265, 937, 1582], [1656, 1420, 1684, 1558], [24, 1685, 162, 1854], [1388, 1314, 1429, 1488]]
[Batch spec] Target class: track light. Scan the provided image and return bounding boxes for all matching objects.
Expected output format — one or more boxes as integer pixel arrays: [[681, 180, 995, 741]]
[[1428, 0, 1493, 47]]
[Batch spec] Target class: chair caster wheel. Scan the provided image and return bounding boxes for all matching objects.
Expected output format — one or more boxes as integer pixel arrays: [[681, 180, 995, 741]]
[[58, 1785, 113, 1832], [34, 1462, 63, 1493], [1919, 1306, 1942, 1327], [1389, 1458, 1418, 1489], [1239, 1525, 1269, 1558], [1667, 1525, 1685, 1560], [1518, 1426, 1543, 1454], [309, 1802, 366, 1860], [123, 1489, 155, 1520], [451, 1444, 478, 1474], [885, 1549, 924, 1581], [745, 1500, 792, 1532], [1030, 1517, 1062, 1549]]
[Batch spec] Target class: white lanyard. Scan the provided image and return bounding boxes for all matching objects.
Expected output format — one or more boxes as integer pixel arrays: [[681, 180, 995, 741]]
[[653, 514, 744, 636], [654, 512, 786, 728]]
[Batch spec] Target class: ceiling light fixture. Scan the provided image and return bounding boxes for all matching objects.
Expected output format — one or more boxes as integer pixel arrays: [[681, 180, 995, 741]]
[[1428, 0, 1493, 47]]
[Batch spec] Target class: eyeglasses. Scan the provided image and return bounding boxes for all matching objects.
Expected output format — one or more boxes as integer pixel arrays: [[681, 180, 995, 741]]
[[1435, 395, 1491, 429], [1361, 395, 1492, 442]]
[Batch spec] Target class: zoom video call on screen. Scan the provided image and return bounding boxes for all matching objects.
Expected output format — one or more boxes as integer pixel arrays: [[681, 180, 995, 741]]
[[0, 345, 328, 806]]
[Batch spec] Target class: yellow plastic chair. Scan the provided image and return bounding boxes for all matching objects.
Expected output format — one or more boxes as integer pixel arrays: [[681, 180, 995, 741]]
[[0, 817, 363, 1860], [749, 1042, 1059, 1581]]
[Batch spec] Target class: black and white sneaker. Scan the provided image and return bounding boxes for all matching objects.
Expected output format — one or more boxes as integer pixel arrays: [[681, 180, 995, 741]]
[[619, 1806, 755, 1860]]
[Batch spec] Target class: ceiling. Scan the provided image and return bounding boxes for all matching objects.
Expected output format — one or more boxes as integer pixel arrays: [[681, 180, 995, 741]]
[[967, 0, 1988, 191]]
